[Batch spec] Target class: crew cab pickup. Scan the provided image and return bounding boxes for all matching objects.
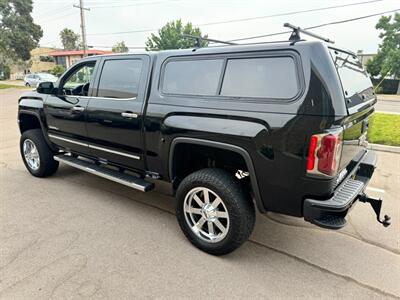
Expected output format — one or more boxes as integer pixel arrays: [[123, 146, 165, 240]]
[[17, 28, 390, 255]]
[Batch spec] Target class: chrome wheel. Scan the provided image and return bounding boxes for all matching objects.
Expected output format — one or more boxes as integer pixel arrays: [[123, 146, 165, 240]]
[[183, 187, 229, 243], [23, 139, 40, 171]]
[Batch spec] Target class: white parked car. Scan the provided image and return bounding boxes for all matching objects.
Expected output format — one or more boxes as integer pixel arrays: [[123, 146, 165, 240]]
[[24, 73, 58, 87]]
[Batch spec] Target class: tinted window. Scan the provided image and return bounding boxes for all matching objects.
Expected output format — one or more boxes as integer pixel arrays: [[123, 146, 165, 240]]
[[221, 57, 299, 99], [61, 62, 95, 96], [162, 59, 223, 96], [97, 59, 143, 99], [330, 50, 373, 108], [63, 64, 95, 89]]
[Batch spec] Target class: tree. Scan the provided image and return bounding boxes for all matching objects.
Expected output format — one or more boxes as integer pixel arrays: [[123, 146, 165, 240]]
[[59, 28, 80, 50], [0, 0, 42, 64], [50, 65, 66, 77], [145, 19, 208, 51], [366, 13, 400, 94], [112, 41, 129, 53]]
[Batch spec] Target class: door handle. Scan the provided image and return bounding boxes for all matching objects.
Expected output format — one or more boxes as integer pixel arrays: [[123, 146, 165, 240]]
[[121, 112, 138, 119], [72, 106, 85, 112]]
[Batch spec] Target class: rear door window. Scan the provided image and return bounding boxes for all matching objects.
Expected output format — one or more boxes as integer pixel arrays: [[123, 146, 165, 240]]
[[220, 57, 299, 99], [162, 59, 224, 96], [97, 59, 143, 99]]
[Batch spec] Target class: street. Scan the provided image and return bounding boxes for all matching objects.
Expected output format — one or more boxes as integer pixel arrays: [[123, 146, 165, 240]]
[[375, 99, 400, 114], [1, 89, 399, 299]]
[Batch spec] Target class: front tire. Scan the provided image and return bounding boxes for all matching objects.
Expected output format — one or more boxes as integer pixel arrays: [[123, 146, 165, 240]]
[[20, 129, 59, 177], [176, 168, 255, 255]]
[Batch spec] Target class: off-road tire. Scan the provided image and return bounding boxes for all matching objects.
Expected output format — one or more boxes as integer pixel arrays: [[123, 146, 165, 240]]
[[176, 168, 255, 255]]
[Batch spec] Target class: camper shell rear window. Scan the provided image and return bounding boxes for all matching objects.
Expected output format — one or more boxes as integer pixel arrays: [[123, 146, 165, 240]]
[[330, 48, 374, 108]]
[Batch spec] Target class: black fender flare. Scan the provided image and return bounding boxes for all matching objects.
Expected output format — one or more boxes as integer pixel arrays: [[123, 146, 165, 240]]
[[169, 137, 265, 213], [18, 110, 55, 151]]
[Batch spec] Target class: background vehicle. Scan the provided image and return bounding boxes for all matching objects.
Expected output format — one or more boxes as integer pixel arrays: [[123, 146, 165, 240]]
[[17, 26, 390, 255], [24, 73, 58, 87]]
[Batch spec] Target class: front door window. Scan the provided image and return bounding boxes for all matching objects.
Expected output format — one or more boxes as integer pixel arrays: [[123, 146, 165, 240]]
[[61, 63, 95, 96]]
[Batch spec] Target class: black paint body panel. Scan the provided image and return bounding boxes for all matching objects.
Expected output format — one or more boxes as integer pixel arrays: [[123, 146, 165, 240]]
[[18, 40, 376, 218]]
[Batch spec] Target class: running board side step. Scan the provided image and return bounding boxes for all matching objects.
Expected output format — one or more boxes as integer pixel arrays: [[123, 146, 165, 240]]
[[54, 154, 154, 192]]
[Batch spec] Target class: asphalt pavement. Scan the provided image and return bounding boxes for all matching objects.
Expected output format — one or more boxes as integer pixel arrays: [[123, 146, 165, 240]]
[[1, 89, 399, 299], [375, 99, 400, 114]]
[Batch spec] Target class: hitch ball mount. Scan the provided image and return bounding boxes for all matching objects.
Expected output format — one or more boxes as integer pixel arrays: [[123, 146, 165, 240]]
[[359, 194, 391, 227]]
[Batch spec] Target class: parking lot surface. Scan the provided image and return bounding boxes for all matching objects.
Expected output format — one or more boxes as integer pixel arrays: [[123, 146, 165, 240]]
[[1, 89, 399, 299]]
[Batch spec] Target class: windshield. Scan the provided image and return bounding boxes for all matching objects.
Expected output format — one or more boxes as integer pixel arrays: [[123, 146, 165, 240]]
[[329, 48, 374, 108]]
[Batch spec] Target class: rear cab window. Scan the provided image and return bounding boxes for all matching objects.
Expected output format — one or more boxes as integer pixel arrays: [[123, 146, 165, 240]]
[[161, 53, 301, 101], [329, 48, 375, 108]]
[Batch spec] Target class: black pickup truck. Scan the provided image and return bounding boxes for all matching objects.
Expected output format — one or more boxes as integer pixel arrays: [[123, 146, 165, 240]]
[[17, 28, 390, 255]]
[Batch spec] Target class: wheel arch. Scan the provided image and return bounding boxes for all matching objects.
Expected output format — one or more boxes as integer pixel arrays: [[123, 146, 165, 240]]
[[18, 110, 55, 151], [169, 137, 265, 212]]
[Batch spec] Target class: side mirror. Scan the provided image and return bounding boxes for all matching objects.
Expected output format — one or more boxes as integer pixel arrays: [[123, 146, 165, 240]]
[[37, 81, 55, 94]]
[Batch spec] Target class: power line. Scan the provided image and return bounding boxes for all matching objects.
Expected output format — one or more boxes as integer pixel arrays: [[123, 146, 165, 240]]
[[228, 8, 400, 42], [87, 8, 400, 50], [85, 0, 386, 36], [35, 0, 175, 8], [35, 2, 398, 51], [89, 0, 175, 9], [198, 0, 384, 27], [34, 0, 148, 2], [87, 27, 154, 36], [34, 4, 72, 19], [38, 11, 77, 23]]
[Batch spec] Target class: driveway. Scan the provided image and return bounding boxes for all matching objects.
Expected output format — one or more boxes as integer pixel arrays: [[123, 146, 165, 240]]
[[1, 89, 399, 299]]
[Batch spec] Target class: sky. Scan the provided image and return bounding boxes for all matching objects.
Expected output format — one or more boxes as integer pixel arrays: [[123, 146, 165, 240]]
[[32, 0, 400, 53]]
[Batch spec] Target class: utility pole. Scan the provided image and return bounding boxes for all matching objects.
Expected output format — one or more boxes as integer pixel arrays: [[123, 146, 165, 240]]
[[73, 0, 90, 57]]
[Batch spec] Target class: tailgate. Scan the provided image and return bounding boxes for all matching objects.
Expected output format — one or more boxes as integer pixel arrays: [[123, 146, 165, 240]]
[[329, 47, 377, 170], [340, 107, 374, 170]]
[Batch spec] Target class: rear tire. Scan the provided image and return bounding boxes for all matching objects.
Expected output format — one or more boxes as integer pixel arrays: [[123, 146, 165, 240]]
[[176, 168, 255, 255], [20, 129, 59, 177]]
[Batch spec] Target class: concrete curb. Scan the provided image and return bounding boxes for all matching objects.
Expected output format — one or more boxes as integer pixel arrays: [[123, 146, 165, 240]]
[[368, 143, 400, 154]]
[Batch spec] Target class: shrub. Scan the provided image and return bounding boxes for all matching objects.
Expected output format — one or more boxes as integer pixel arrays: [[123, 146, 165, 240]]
[[50, 65, 66, 76]]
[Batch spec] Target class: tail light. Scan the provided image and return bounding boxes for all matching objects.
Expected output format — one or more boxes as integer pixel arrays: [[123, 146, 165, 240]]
[[307, 131, 343, 177]]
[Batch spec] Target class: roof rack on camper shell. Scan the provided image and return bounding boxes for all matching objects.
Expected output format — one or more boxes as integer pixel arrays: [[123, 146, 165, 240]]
[[182, 34, 237, 47], [283, 23, 335, 44], [182, 23, 336, 48]]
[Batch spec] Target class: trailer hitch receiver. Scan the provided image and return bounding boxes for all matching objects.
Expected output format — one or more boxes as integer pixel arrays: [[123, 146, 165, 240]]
[[359, 194, 391, 227]]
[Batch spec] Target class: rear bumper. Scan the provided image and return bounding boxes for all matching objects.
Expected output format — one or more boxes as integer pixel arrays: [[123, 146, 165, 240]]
[[303, 150, 377, 228]]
